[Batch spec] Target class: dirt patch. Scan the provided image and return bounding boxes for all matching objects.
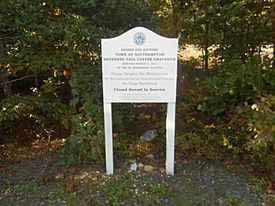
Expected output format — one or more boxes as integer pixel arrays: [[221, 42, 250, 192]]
[[0, 141, 272, 206]]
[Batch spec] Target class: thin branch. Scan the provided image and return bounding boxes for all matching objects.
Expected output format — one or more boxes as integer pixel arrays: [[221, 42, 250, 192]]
[[0, 74, 35, 86]]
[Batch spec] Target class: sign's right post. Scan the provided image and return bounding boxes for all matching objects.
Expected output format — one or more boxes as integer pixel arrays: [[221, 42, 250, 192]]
[[166, 102, 176, 175]]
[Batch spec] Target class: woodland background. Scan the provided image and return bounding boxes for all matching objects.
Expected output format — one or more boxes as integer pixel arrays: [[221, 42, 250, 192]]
[[1, 0, 274, 164], [0, 1, 274, 205]]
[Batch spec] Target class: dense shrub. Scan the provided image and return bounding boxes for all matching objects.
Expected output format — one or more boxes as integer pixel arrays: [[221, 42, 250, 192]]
[[200, 55, 274, 115], [0, 95, 71, 137], [209, 95, 275, 164], [198, 55, 275, 164], [0, 95, 70, 125]]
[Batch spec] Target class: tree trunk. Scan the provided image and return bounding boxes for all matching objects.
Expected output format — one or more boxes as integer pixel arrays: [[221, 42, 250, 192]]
[[204, 18, 209, 70], [273, 22, 275, 68], [171, 0, 179, 37], [0, 71, 12, 98]]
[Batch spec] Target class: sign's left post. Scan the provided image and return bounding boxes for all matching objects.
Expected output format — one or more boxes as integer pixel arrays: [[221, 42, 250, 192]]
[[102, 39, 113, 175], [103, 102, 113, 174]]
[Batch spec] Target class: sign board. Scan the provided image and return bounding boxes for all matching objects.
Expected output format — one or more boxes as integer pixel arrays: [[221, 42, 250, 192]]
[[101, 27, 178, 175], [102, 27, 178, 103]]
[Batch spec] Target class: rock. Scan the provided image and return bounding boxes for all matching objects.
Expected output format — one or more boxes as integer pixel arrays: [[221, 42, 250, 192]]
[[260, 97, 266, 103], [55, 173, 64, 180], [140, 129, 158, 142], [144, 165, 154, 172], [137, 163, 144, 169], [130, 163, 137, 172], [160, 168, 166, 173], [145, 154, 154, 159], [92, 176, 98, 181], [235, 106, 243, 114]]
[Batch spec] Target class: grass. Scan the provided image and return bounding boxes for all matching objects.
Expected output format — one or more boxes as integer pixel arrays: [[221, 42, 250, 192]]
[[16, 168, 30, 180], [249, 176, 267, 193], [88, 174, 173, 205], [51, 183, 65, 199], [107, 179, 131, 206], [19, 182, 36, 193], [149, 182, 168, 197], [0, 160, 268, 206], [225, 192, 246, 206], [263, 194, 275, 204]]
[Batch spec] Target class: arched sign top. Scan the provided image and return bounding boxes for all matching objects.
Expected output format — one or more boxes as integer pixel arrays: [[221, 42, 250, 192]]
[[101, 26, 178, 103], [102, 27, 178, 45]]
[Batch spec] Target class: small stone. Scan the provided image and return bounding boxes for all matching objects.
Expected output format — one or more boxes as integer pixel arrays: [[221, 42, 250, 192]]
[[92, 177, 98, 181], [137, 163, 144, 169], [235, 106, 243, 114], [144, 165, 154, 172], [160, 168, 166, 173], [260, 97, 266, 103], [140, 129, 158, 142], [182, 160, 188, 164], [145, 154, 154, 159], [130, 163, 137, 172]]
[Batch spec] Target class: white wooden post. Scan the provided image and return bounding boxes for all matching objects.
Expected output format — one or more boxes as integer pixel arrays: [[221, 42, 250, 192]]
[[166, 102, 176, 175], [104, 102, 114, 175]]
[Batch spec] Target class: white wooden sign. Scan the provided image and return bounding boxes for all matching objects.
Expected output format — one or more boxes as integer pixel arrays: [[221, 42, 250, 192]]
[[101, 27, 178, 175]]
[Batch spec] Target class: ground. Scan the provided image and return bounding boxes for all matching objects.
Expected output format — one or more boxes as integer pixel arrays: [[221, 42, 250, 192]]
[[0, 140, 273, 206]]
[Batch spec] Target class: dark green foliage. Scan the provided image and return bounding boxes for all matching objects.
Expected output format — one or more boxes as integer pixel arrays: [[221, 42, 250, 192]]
[[0, 0, 274, 165], [199, 55, 274, 164], [0, 0, 154, 163], [60, 0, 154, 163], [0, 95, 71, 129], [154, 0, 274, 68], [208, 95, 275, 165], [0, 94, 71, 145], [201, 55, 274, 115], [157, 0, 275, 163]]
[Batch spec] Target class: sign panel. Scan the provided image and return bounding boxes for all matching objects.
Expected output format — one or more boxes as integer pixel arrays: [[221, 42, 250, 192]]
[[102, 27, 178, 103]]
